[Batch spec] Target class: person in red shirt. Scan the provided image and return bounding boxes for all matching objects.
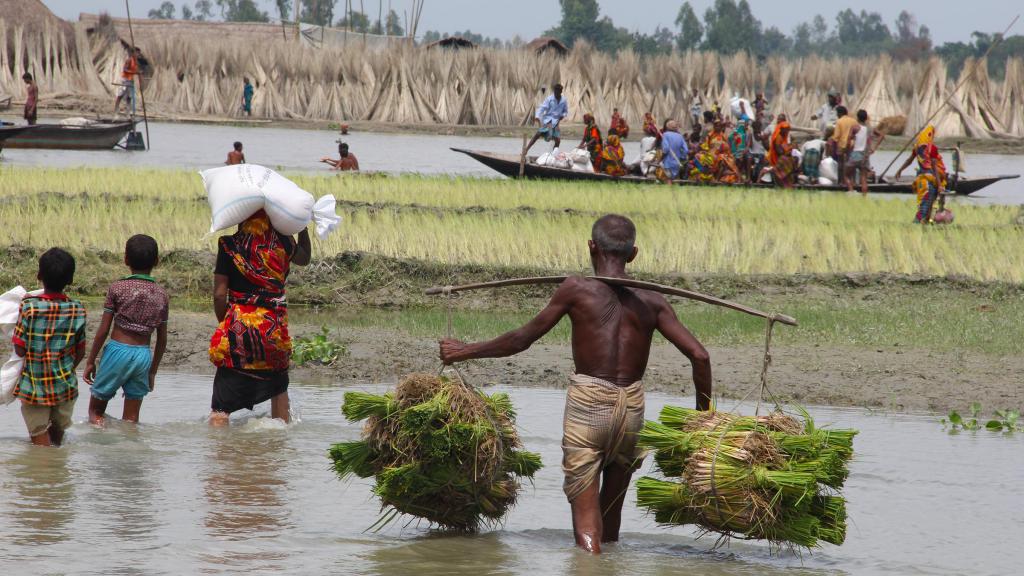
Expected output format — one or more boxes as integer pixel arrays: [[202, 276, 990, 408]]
[[114, 46, 140, 117], [320, 142, 359, 171], [225, 141, 246, 165], [22, 73, 38, 125]]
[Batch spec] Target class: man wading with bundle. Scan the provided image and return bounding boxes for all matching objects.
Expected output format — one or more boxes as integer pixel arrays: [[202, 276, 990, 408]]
[[439, 215, 712, 553]]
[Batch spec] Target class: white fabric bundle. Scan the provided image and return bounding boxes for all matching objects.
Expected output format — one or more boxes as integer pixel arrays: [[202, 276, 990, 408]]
[[201, 164, 341, 238], [1, 286, 43, 405], [819, 157, 839, 182]]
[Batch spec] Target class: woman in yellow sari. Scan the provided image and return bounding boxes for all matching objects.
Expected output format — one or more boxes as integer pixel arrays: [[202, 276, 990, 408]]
[[896, 125, 946, 223], [600, 134, 627, 176]]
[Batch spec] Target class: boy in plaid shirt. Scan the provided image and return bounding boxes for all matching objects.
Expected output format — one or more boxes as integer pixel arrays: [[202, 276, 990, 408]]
[[12, 248, 86, 447]]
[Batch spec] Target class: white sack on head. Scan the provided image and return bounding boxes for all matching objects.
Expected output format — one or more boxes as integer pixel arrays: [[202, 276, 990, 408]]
[[312, 195, 342, 239], [200, 164, 269, 233]]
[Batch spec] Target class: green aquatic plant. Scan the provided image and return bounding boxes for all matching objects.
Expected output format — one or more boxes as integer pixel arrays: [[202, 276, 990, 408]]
[[943, 403, 1021, 432], [292, 326, 347, 366]]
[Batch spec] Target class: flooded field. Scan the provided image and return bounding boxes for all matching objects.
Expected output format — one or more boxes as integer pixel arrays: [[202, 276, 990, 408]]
[[1, 120, 1022, 206], [0, 374, 1020, 575]]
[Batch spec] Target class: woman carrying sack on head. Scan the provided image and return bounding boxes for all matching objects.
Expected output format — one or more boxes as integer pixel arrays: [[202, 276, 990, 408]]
[[208, 210, 311, 425]]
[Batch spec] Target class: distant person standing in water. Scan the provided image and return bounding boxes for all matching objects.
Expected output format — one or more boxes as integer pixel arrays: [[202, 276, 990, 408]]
[[208, 210, 311, 425], [242, 77, 254, 117], [525, 83, 568, 153], [22, 73, 38, 125], [320, 142, 359, 171], [226, 142, 245, 165]]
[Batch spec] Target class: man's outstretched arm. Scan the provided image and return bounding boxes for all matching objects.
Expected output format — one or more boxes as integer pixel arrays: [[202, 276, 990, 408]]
[[440, 279, 576, 364], [655, 299, 712, 410]]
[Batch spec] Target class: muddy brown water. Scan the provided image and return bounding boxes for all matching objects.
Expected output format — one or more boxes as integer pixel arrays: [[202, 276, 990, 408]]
[[1, 120, 1022, 206], [1, 374, 1020, 575]]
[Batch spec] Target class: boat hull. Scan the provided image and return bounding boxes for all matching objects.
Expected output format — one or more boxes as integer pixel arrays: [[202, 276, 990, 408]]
[[451, 148, 1018, 196], [0, 122, 136, 151]]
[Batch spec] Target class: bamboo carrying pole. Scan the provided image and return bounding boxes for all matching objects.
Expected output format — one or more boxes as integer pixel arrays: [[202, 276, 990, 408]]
[[879, 15, 1019, 180], [425, 276, 798, 327], [519, 134, 528, 177], [124, 0, 150, 150]]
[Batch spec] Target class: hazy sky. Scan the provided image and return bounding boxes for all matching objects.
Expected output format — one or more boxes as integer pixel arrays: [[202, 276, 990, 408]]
[[40, 1, 1018, 45]]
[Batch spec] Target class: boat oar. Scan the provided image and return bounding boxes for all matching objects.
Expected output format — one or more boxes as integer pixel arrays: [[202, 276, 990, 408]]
[[878, 15, 1018, 181], [425, 276, 797, 327]]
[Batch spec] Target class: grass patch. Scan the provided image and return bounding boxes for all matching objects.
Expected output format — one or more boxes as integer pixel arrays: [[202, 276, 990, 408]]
[[2, 167, 1022, 281]]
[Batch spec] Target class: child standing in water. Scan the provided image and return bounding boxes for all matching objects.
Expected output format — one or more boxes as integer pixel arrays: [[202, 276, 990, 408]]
[[84, 235, 169, 425], [12, 248, 87, 446]]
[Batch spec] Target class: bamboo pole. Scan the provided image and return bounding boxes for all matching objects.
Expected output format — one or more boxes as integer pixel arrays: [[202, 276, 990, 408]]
[[879, 15, 1018, 180], [124, 0, 150, 150], [519, 134, 527, 177], [425, 276, 798, 326]]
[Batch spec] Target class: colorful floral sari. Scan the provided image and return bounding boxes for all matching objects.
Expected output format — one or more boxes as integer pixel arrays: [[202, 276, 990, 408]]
[[767, 122, 797, 188], [912, 125, 947, 223], [600, 135, 627, 177], [209, 211, 293, 371], [581, 115, 603, 169]]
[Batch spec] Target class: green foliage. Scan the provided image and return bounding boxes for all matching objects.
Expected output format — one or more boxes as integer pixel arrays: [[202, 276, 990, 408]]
[[148, 1, 176, 19], [216, 0, 269, 23], [674, 2, 703, 51], [329, 375, 542, 531], [274, 0, 292, 21], [336, 10, 370, 32], [637, 406, 857, 548], [701, 0, 761, 55], [545, 0, 631, 53], [291, 326, 346, 366], [300, 0, 335, 26], [943, 404, 1021, 433]]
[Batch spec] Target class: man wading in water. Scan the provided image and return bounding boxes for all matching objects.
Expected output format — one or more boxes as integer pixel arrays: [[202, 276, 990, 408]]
[[439, 214, 712, 554]]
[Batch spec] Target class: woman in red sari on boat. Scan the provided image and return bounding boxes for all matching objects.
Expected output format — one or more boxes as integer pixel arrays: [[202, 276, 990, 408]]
[[580, 113, 604, 171], [767, 118, 798, 188], [208, 210, 311, 425], [895, 124, 947, 223]]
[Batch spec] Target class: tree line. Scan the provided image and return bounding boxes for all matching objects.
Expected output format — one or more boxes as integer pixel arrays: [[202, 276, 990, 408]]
[[147, 0, 1024, 79]]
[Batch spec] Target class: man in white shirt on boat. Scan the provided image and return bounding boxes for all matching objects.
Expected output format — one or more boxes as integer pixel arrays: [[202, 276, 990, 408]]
[[526, 83, 568, 153]]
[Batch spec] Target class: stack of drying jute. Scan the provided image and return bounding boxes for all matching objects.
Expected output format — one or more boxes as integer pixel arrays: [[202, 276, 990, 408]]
[[636, 406, 856, 548], [329, 373, 542, 531]]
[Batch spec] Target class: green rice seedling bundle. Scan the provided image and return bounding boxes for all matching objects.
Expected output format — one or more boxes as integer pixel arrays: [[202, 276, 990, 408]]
[[637, 406, 856, 548], [328, 374, 542, 531]]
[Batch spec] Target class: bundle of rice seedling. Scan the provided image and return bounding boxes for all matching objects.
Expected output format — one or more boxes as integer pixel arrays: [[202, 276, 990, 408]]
[[636, 406, 856, 548], [328, 374, 542, 531]]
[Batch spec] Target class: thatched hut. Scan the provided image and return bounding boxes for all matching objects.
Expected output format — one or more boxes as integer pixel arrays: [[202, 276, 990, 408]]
[[425, 36, 476, 50], [526, 37, 568, 57]]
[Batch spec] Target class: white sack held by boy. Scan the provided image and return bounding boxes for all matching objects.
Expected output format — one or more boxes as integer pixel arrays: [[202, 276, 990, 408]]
[[200, 164, 341, 238], [1, 286, 43, 405]]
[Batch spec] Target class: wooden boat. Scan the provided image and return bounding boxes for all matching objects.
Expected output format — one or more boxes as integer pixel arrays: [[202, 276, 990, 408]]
[[0, 121, 137, 151], [452, 148, 1019, 196], [0, 125, 37, 146]]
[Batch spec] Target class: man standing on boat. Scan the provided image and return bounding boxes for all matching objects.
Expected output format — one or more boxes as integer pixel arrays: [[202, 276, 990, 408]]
[[526, 83, 568, 153], [114, 46, 140, 118], [22, 73, 37, 125], [439, 214, 712, 555]]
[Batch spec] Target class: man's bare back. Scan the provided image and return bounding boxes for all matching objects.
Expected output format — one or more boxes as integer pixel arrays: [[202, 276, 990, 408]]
[[438, 214, 712, 554]]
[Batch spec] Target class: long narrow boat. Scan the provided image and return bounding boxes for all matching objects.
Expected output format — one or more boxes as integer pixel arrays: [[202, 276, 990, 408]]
[[0, 121, 136, 151], [0, 125, 37, 146], [452, 148, 1019, 196]]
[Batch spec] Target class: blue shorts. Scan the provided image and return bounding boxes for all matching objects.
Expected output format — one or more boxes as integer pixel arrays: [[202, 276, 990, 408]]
[[91, 340, 152, 401]]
